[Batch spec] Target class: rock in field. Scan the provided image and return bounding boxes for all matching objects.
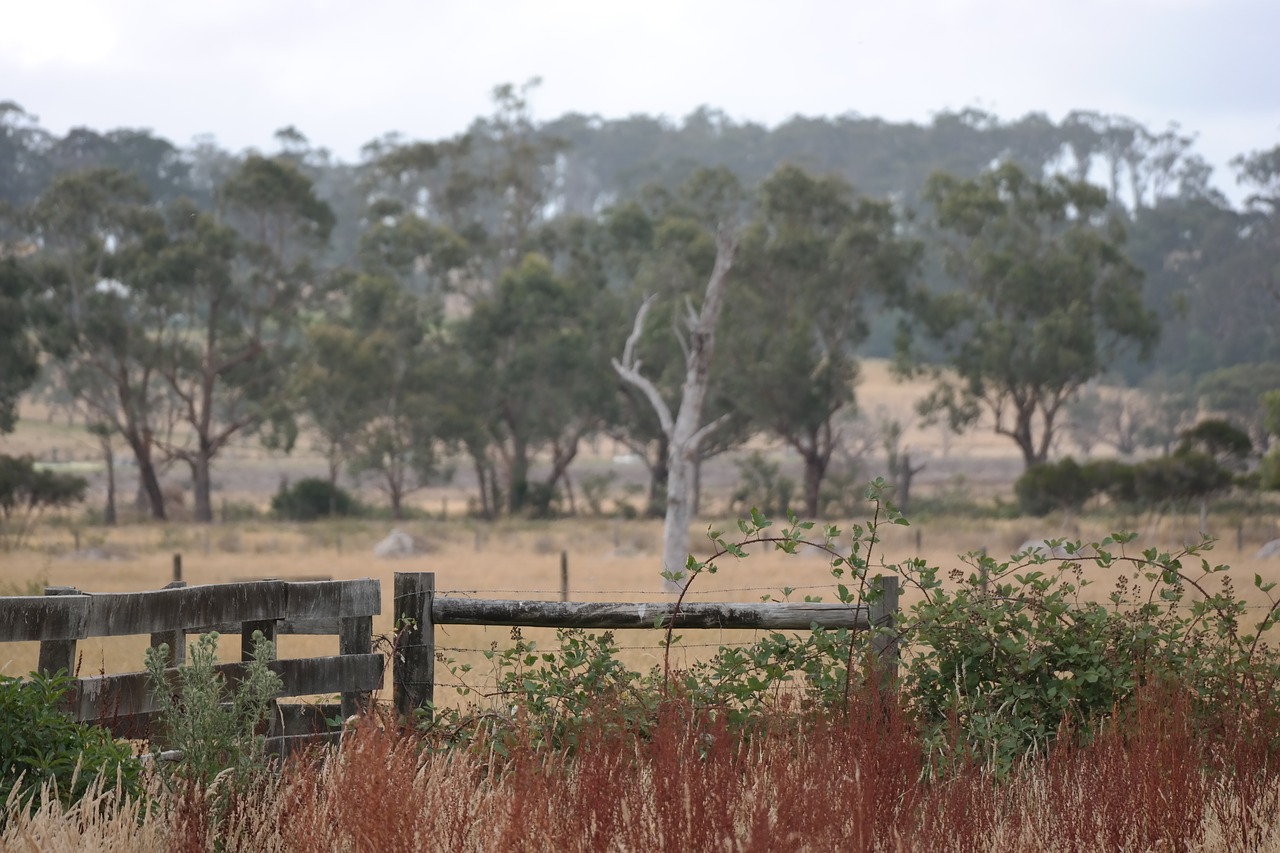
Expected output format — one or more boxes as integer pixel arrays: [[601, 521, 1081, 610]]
[[373, 528, 425, 559]]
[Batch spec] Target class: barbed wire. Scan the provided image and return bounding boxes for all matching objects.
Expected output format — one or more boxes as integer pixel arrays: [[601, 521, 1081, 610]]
[[391, 589, 1280, 609], [427, 680, 813, 695], [423, 582, 845, 598], [434, 640, 771, 654]]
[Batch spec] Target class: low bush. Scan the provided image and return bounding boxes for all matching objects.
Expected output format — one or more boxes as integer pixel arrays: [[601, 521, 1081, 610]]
[[270, 477, 359, 521], [0, 670, 140, 817], [435, 480, 1280, 780], [1014, 456, 1094, 516], [145, 631, 283, 787]]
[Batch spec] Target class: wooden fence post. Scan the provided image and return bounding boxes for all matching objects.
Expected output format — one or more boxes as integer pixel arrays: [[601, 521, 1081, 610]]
[[150, 580, 188, 667], [394, 572, 435, 722], [869, 574, 900, 681], [37, 586, 84, 677], [339, 615, 374, 719], [560, 551, 569, 602]]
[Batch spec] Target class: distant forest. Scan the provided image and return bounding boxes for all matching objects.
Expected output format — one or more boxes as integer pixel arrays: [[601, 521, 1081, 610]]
[[1, 87, 1277, 521], [4, 96, 1275, 376]]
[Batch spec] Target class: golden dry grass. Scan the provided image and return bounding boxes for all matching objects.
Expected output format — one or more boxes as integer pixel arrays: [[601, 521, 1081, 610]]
[[5, 357, 1280, 706], [4, 508, 1280, 713]]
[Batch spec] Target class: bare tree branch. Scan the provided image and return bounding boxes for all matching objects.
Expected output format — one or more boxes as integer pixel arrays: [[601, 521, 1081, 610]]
[[612, 294, 674, 437]]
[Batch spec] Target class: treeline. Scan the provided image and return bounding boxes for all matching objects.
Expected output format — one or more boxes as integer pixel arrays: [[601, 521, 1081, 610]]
[[0, 85, 1277, 522]]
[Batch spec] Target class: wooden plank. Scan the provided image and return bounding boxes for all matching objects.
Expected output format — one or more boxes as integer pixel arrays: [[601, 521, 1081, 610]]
[[37, 587, 86, 674], [150, 581, 189, 668], [339, 615, 373, 719], [432, 598, 872, 631], [394, 573, 434, 721], [70, 654, 384, 722], [196, 580, 379, 630], [285, 579, 381, 619], [194, 618, 339, 636], [1, 579, 377, 642], [3, 594, 90, 643], [83, 582, 289, 636], [11, 583, 289, 640], [93, 703, 343, 741]]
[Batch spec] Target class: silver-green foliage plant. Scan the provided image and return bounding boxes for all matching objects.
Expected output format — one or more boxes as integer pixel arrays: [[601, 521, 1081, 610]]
[[144, 631, 283, 785]]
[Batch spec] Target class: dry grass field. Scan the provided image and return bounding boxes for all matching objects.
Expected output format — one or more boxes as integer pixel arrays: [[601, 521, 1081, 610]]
[[4, 359, 1280, 701], [7, 364, 1280, 850], [5, 510, 1280, 711]]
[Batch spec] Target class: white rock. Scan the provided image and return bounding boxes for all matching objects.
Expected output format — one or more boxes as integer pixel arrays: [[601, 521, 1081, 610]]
[[1255, 539, 1280, 559], [373, 528, 422, 559]]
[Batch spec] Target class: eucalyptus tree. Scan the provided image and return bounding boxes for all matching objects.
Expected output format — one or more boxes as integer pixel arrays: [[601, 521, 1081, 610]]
[[361, 78, 563, 293], [0, 259, 44, 434], [1235, 144, 1280, 305], [455, 253, 616, 515], [614, 228, 737, 591], [899, 162, 1159, 469], [602, 170, 753, 519], [341, 276, 449, 518], [0, 102, 53, 211], [149, 156, 334, 521], [22, 167, 175, 518], [725, 165, 920, 516]]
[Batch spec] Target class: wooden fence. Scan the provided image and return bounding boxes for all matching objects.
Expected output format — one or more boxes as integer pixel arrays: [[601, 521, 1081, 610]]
[[0, 578, 383, 753], [0, 572, 899, 744], [390, 572, 899, 718]]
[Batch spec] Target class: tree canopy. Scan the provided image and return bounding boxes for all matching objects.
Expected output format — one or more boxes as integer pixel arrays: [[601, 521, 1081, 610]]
[[899, 162, 1160, 468]]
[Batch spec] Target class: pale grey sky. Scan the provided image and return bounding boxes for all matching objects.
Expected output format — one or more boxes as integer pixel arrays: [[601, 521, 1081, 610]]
[[3, 0, 1277, 194]]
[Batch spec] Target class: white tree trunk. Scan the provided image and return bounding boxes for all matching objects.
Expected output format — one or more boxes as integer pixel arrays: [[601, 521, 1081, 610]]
[[613, 230, 737, 593]]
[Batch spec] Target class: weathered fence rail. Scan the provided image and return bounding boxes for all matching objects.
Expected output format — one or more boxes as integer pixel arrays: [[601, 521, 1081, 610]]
[[3, 571, 899, 744], [391, 572, 899, 719], [0, 578, 383, 750]]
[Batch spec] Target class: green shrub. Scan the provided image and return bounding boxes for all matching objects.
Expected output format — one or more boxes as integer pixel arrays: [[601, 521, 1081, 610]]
[[432, 480, 1280, 780], [0, 454, 88, 549], [271, 477, 358, 521], [1260, 448, 1280, 490], [1082, 458, 1138, 505], [145, 632, 284, 786], [730, 451, 796, 517], [1133, 450, 1231, 506], [0, 671, 140, 816], [1014, 457, 1095, 516], [523, 481, 562, 519]]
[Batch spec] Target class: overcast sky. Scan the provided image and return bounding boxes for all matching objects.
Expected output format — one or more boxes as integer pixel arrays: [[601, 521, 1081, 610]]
[[3, 0, 1277, 197]]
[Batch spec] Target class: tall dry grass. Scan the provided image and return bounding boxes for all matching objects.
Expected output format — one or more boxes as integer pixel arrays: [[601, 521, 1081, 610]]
[[7, 682, 1280, 852]]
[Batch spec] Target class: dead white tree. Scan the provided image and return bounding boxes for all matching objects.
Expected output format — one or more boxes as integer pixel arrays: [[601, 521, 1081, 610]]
[[612, 230, 737, 592]]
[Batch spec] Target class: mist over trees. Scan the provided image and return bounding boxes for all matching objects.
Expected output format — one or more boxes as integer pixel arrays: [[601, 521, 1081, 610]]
[[1, 88, 1278, 535]]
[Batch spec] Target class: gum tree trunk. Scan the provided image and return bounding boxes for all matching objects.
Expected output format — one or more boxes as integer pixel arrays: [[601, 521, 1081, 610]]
[[613, 230, 736, 593]]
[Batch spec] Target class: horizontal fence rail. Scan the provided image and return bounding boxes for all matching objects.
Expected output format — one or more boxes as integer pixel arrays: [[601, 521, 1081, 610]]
[[0, 578, 383, 747], [432, 598, 876, 630], [0, 579, 380, 642], [73, 654, 384, 722], [393, 572, 899, 719]]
